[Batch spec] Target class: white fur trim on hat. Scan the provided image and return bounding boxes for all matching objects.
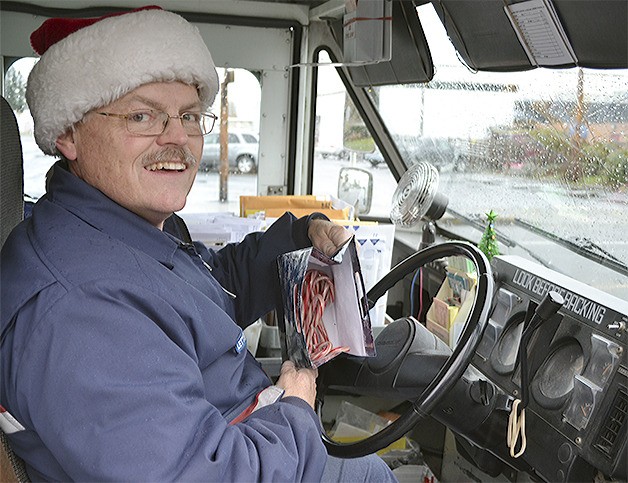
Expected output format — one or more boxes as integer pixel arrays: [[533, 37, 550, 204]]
[[26, 9, 219, 155]]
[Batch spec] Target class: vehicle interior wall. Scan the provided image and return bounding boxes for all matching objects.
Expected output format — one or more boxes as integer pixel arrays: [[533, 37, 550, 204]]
[[0, 1, 311, 208], [2, 2, 627, 481]]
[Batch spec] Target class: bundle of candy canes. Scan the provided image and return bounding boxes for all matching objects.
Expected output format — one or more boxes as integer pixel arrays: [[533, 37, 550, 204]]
[[295, 269, 350, 365]]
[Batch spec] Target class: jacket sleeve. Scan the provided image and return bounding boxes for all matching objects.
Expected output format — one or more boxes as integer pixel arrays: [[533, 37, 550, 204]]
[[14, 281, 327, 482], [195, 212, 324, 326]]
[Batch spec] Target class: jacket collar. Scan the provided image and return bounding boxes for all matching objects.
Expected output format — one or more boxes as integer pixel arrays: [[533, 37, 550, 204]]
[[45, 161, 180, 266]]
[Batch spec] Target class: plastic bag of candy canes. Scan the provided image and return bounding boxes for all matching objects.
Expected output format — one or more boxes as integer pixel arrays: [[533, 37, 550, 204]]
[[277, 236, 376, 368]]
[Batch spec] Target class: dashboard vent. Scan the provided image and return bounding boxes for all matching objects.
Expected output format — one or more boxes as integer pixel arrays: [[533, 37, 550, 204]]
[[594, 388, 627, 458]]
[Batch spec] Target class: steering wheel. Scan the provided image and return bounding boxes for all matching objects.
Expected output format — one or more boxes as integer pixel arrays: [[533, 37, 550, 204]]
[[319, 241, 494, 458]]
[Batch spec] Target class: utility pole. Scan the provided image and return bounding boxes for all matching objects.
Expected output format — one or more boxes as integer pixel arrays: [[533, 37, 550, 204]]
[[219, 69, 234, 202], [574, 67, 585, 146]]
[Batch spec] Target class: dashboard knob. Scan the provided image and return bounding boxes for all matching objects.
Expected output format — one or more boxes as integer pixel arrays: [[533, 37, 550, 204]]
[[607, 321, 626, 333], [469, 379, 494, 406], [536, 291, 565, 321]]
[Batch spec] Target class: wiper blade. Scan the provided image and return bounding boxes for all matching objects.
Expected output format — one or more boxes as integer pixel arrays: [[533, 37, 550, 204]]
[[575, 237, 626, 266], [514, 219, 628, 277]]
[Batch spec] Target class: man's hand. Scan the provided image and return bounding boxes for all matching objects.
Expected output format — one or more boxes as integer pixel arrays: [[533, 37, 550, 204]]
[[308, 219, 352, 257], [276, 360, 318, 409]]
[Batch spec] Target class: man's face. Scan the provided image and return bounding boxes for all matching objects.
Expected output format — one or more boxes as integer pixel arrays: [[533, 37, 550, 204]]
[[56, 82, 204, 228]]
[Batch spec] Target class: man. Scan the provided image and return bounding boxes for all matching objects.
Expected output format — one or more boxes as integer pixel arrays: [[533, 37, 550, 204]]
[[0, 6, 396, 482]]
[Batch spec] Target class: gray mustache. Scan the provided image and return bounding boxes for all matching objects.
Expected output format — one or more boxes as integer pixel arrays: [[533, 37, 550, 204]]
[[142, 147, 197, 167]]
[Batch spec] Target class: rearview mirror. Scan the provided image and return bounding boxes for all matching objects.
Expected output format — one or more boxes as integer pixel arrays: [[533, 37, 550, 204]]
[[337, 167, 373, 215]]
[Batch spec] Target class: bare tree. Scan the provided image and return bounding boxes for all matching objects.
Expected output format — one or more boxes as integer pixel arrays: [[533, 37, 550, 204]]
[[4, 68, 27, 113]]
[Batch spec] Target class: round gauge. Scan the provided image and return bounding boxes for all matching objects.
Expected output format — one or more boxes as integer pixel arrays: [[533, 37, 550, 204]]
[[490, 313, 525, 375], [531, 340, 585, 409]]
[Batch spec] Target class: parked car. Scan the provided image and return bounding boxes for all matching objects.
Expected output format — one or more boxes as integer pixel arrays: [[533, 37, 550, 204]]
[[200, 132, 259, 174], [364, 137, 466, 172], [315, 145, 348, 160]]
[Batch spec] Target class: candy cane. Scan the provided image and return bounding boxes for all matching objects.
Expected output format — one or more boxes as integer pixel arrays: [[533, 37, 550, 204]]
[[298, 270, 350, 365]]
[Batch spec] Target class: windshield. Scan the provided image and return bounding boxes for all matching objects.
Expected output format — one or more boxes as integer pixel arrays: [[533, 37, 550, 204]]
[[361, 5, 627, 298]]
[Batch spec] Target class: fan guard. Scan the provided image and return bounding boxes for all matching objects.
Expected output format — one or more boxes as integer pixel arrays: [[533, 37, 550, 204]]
[[390, 162, 446, 227]]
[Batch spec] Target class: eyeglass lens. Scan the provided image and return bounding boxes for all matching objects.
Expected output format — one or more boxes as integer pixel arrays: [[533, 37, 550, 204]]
[[127, 111, 215, 136]]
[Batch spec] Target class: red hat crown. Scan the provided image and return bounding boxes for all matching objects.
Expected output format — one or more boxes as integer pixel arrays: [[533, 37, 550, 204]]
[[26, 6, 219, 155], [30, 5, 163, 55]]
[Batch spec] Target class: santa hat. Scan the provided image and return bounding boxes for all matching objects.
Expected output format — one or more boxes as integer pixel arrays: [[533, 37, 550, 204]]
[[26, 6, 219, 155]]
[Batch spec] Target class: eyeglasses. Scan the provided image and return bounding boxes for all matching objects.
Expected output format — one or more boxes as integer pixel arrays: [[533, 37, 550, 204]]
[[96, 109, 217, 136]]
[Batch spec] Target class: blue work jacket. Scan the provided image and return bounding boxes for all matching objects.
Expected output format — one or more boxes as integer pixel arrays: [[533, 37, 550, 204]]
[[0, 162, 327, 481]]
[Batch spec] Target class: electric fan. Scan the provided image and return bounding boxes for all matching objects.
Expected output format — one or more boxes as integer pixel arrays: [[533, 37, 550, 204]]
[[390, 161, 448, 248]]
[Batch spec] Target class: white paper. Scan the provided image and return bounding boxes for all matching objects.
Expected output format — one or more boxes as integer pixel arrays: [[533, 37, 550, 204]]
[[181, 212, 266, 248], [504, 0, 577, 66], [322, 247, 369, 356], [338, 223, 396, 327]]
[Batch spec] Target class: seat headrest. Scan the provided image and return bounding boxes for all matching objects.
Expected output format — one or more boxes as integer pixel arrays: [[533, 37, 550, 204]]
[[1, 96, 25, 248]]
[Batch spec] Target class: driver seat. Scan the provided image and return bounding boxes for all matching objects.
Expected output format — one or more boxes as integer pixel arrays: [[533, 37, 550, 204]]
[[1, 95, 24, 246], [1, 95, 30, 482], [0, 434, 29, 483]]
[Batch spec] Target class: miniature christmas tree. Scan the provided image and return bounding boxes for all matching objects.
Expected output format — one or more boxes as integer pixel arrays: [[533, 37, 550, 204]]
[[478, 210, 500, 260]]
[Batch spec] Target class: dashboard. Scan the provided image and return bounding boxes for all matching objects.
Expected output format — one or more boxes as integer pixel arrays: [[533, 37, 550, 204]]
[[468, 255, 627, 482], [284, 241, 626, 482]]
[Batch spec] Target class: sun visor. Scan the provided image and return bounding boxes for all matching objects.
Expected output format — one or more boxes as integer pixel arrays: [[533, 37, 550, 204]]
[[332, 1, 434, 86], [552, 0, 627, 69], [433, 0, 627, 71]]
